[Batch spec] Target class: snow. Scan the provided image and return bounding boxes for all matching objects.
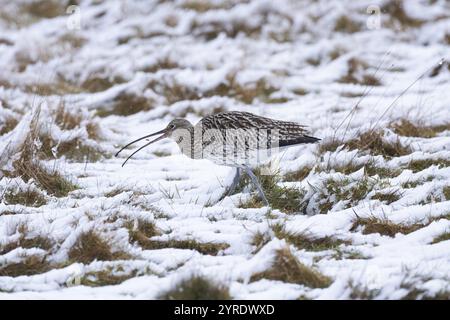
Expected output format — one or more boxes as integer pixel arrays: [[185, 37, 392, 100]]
[[0, 0, 449, 299]]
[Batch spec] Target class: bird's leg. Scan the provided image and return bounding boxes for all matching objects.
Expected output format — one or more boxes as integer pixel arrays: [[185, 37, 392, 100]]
[[227, 167, 241, 196], [243, 166, 269, 207]]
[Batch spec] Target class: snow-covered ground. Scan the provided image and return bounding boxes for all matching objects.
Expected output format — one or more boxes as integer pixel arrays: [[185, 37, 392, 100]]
[[0, 0, 449, 299]]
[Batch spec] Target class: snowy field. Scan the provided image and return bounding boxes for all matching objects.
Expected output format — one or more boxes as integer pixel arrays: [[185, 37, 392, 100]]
[[0, 0, 449, 299]]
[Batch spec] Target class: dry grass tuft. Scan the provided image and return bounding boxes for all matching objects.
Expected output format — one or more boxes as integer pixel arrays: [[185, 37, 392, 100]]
[[334, 15, 361, 33], [3, 187, 47, 207], [251, 247, 331, 288], [159, 275, 231, 300], [343, 130, 411, 157], [391, 119, 450, 138], [272, 224, 349, 251], [0, 117, 18, 136], [80, 269, 137, 287], [96, 92, 154, 117], [239, 167, 305, 213], [407, 159, 450, 173], [351, 216, 423, 237], [0, 225, 52, 255], [338, 58, 381, 86], [0, 255, 52, 277], [432, 231, 450, 244], [68, 231, 131, 264], [383, 0, 424, 29]]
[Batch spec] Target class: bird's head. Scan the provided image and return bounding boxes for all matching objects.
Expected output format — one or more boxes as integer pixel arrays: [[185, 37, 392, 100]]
[[115, 118, 193, 166]]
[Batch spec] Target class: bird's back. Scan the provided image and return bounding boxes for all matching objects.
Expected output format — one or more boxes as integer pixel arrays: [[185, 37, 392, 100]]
[[188, 111, 319, 167]]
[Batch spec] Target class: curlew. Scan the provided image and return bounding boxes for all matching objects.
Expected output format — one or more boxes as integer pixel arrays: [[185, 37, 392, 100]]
[[115, 111, 320, 206]]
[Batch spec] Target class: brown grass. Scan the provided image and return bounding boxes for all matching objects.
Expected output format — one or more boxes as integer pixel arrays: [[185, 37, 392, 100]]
[[251, 247, 331, 288], [334, 15, 361, 33], [0, 225, 52, 255], [344, 130, 411, 157], [0, 117, 18, 136], [407, 159, 450, 173], [96, 92, 154, 117], [0, 255, 52, 277], [432, 231, 450, 244], [272, 224, 349, 251], [158, 275, 231, 300], [81, 75, 126, 93], [80, 269, 137, 287], [391, 119, 450, 138], [68, 231, 131, 264], [338, 58, 381, 86], [351, 216, 423, 237], [3, 188, 47, 207], [383, 0, 424, 29]]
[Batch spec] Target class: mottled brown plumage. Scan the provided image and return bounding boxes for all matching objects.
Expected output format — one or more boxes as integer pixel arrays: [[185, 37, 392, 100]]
[[116, 111, 320, 206]]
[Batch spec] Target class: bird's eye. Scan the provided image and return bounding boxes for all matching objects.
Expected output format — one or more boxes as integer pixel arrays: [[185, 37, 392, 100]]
[[169, 124, 176, 129]]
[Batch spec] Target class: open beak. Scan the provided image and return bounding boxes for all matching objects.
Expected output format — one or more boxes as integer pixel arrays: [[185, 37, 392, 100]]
[[115, 128, 168, 167]]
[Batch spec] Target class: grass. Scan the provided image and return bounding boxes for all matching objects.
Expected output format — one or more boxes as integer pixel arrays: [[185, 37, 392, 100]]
[[158, 275, 231, 300], [444, 186, 450, 200], [317, 159, 400, 178], [272, 224, 349, 251], [383, 0, 424, 29], [347, 280, 380, 299], [371, 190, 402, 204], [238, 168, 305, 213], [250, 247, 331, 288], [316, 176, 380, 214], [125, 219, 229, 255], [338, 58, 381, 86], [81, 75, 126, 93], [68, 231, 131, 264], [0, 255, 52, 277], [96, 92, 154, 117], [351, 216, 423, 237], [3, 188, 47, 207], [0, 225, 52, 255], [284, 166, 313, 182], [407, 159, 450, 173], [11, 146, 78, 197], [344, 130, 411, 157], [0, 117, 18, 135], [391, 119, 450, 138], [334, 15, 361, 33], [80, 269, 137, 287], [431, 231, 450, 244]]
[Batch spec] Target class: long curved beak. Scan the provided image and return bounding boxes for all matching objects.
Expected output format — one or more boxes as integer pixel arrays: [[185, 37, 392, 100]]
[[115, 128, 168, 167]]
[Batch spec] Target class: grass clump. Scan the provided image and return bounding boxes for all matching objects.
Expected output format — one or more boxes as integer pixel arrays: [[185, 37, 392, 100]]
[[125, 219, 228, 255], [351, 216, 423, 237], [96, 92, 154, 117], [251, 247, 331, 288], [382, 0, 424, 29], [443, 186, 450, 200], [316, 177, 379, 214], [0, 255, 52, 277], [343, 130, 411, 158], [284, 166, 313, 182], [407, 159, 450, 173], [9, 128, 78, 196], [338, 58, 381, 86], [431, 231, 450, 244], [390, 119, 450, 138], [371, 190, 402, 204], [80, 269, 137, 287], [334, 15, 361, 33], [3, 188, 47, 207], [81, 75, 126, 93], [239, 168, 305, 213], [272, 224, 349, 251], [68, 231, 131, 264], [0, 225, 52, 255], [0, 117, 18, 136], [159, 275, 231, 300]]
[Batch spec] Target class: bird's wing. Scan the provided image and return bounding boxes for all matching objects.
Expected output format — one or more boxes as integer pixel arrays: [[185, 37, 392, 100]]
[[198, 112, 319, 148]]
